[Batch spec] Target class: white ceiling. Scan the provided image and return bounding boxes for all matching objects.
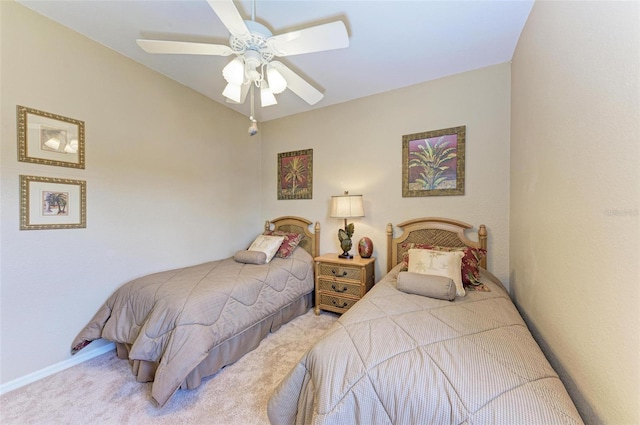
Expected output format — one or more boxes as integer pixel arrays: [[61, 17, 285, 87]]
[[17, 0, 534, 122]]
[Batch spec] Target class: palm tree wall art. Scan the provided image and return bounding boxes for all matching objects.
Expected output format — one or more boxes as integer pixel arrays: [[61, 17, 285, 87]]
[[277, 149, 313, 200], [402, 126, 466, 197]]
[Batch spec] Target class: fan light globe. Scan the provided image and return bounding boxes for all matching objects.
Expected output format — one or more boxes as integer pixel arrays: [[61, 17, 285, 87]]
[[260, 83, 277, 107], [222, 82, 242, 102], [222, 57, 244, 85], [267, 66, 287, 94]]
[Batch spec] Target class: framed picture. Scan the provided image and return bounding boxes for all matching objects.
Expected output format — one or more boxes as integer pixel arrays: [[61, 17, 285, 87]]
[[17, 105, 85, 169], [20, 175, 86, 230], [277, 149, 313, 200], [402, 126, 465, 197]]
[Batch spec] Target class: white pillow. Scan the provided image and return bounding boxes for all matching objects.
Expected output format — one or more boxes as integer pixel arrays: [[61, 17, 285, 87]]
[[247, 234, 285, 263], [408, 248, 465, 297]]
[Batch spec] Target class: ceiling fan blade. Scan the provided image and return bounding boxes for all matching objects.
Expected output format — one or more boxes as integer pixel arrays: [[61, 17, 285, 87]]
[[270, 61, 323, 105], [137, 39, 233, 56], [207, 0, 251, 39], [268, 21, 349, 57]]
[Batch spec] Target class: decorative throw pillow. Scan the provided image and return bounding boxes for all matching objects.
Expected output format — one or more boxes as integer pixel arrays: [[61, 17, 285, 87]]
[[433, 246, 486, 287], [456, 246, 486, 286], [396, 271, 456, 301], [400, 243, 432, 270], [234, 250, 267, 265], [247, 234, 285, 263], [401, 243, 486, 287], [264, 230, 304, 258], [408, 248, 465, 297]]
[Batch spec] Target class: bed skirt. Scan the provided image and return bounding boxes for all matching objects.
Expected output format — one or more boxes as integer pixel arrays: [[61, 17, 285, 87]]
[[115, 292, 313, 393]]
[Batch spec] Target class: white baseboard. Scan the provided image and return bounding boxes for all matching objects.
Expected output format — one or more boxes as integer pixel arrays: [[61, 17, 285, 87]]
[[0, 341, 115, 395]]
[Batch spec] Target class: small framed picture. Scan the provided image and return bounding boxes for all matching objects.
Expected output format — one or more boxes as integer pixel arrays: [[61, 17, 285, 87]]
[[402, 126, 466, 197], [17, 105, 85, 169], [20, 175, 86, 230], [277, 149, 313, 200]]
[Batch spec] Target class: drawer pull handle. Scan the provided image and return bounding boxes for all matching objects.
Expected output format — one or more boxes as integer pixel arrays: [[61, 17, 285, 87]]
[[331, 269, 347, 277], [332, 299, 348, 308], [331, 284, 348, 293]]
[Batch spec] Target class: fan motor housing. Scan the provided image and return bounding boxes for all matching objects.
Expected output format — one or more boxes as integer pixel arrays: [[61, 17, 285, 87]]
[[230, 20, 274, 62]]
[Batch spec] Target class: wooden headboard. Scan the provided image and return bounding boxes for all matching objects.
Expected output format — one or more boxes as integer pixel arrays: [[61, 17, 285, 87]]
[[265, 216, 320, 258], [386, 217, 487, 273]]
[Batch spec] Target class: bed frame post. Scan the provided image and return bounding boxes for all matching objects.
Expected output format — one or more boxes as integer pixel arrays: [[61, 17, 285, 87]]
[[386, 223, 393, 273], [479, 224, 487, 269], [314, 221, 321, 258]]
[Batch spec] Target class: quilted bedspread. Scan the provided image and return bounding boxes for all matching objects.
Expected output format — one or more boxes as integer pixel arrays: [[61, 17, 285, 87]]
[[268, 265, 584, 425], [71, 248, 314, 406]]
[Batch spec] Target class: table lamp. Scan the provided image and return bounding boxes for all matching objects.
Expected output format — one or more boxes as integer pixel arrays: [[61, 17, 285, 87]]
[[330, 191, 364, 259]]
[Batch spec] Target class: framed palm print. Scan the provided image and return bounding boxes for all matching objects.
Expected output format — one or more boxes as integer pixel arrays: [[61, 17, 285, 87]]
[[20, 175, 86, 230], [277, 149, 313, 200], [17, 105, 85, 169], [402, 126, 465, 197]]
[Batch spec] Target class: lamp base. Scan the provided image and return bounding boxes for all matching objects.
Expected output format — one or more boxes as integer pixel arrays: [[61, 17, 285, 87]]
[[338, 252, 353, 259]]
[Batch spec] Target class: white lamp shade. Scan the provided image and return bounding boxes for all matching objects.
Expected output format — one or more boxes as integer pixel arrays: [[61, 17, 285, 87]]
[[222, 57, 245, 85], [267, 66, 287, 94], [222, 82, 242, 102], [330, 195, 364, 218], [260, 83, 277, 107]]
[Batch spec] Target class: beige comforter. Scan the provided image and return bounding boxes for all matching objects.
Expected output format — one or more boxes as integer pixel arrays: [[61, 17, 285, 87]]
[[72, 248, 314, 406], [268, 265, 584, 424]]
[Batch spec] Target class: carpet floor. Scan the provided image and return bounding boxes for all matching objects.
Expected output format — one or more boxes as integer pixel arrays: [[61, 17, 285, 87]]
[[0, 309, 338, 425]]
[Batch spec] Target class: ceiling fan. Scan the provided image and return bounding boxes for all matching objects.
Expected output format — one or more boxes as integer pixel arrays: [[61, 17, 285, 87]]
[[136, 0, 349, 111]]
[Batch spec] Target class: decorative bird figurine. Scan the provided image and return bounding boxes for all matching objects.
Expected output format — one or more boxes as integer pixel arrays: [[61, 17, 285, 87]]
[[338, 223, 355, 258]]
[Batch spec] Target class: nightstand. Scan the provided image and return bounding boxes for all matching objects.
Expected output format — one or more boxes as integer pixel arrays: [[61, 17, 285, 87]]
[[314, 254, 376, 315]]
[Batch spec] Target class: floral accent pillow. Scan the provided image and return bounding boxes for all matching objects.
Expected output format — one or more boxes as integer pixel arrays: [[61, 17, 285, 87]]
[[264, 230, 304, 258], [401, 242, 487, 288]]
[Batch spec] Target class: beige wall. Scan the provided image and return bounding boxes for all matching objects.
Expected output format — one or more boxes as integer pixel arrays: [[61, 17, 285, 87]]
[[261, 63, 511, 283], [0, 2, 261, 384], [511, 1, 639, 424]]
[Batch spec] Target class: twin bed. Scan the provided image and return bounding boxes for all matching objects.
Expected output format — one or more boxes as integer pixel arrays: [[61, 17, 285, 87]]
[[72, 216, 583, 423], [268, 217, 584, 424], [71, 216, 319, 407]]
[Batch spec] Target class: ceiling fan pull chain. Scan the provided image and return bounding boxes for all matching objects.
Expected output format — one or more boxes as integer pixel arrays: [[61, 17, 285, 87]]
[[250, 84, 255, 117]]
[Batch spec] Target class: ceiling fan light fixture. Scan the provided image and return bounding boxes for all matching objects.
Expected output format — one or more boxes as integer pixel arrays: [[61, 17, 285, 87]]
[[222, 82, 242, 103], [266, 66, 287, 94], [260, 83, 277, 107], [222, 56, 245, 85], [137, 0, 349, 111]]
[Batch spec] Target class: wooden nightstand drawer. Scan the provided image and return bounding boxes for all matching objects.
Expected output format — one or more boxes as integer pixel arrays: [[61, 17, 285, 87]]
[[317, 263, 362, 281], [318, 294, 359, 312], [314, 254, 376, 315], [317, 278, 362, 297]]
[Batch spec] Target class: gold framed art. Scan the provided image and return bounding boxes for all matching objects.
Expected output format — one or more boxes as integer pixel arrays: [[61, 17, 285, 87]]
[[402, 126, 465, 197], [17, 105, 85, 169], [277, 149, 313, 200], [20, 175, 86, 230]]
